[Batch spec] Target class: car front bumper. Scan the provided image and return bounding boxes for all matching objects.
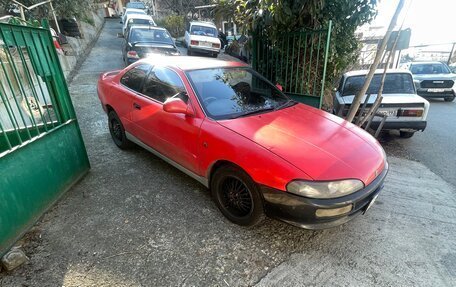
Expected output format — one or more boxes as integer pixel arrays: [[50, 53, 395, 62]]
[[416, 88, 455, 98], [260, 166, 388, 229], [369, 120, 427, 131]]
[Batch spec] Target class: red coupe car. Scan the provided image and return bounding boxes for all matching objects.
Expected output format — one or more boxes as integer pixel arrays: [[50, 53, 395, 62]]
[[97, 56, 388, 229]]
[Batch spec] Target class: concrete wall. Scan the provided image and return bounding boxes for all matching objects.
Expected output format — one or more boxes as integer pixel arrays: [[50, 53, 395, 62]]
[[58, 11, 105, 79]]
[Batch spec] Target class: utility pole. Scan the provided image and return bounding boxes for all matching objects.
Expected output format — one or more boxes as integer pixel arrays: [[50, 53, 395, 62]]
[[346, 0, 405, 123]]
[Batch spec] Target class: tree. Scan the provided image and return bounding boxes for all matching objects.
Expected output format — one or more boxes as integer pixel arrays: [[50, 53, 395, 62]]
[[215, 0, 378, 107], [0, 0, 94, 19]]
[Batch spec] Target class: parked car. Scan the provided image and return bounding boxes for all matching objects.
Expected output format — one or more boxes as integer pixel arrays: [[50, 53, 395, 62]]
[[184, 21, 221, 57], [126, 1, 149, 14], [122, 14, 155, 35], [120, 8, 146, 24], [121, 26, 180, 66], [97, 57, 387, 229], [334, 69, 429, 138], [408, 61, 456, 102]]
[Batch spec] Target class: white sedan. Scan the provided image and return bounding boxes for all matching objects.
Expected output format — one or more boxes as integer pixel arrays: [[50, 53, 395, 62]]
[[333, 69, 429, 138]]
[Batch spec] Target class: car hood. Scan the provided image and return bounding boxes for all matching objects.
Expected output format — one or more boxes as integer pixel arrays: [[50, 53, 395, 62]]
[[412, 74, 456, 81], [341, 93, 428, 105], [218, 104, 386, 185]]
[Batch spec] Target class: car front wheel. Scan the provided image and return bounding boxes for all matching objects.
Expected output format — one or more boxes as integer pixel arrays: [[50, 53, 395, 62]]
[[108, 110, 132, 149], [211, 165, 265, 226], [444, 96, 455, 102], [399, 131, 415, 138]]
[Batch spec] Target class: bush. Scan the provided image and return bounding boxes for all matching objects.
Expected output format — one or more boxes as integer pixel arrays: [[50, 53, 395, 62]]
[[158, 15, 185, 38]]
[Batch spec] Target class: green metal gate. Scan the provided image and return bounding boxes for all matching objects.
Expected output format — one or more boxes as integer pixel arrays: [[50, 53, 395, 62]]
[[0, 21, 90, 255], [252, 21, 332, 108]]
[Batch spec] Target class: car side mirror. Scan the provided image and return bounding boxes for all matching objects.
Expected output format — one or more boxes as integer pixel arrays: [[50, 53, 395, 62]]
[[275, 83, 283, 91], [163, 98, 194, 116]]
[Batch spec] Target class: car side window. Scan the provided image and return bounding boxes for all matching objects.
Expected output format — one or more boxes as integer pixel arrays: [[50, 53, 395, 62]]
[[141, 67, 186, 103], [337, 76, 344, 92], [120, 64, 151, 92]]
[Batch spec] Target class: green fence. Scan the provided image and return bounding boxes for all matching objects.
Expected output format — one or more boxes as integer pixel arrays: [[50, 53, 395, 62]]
[[0, 21, 90, 256], [252, 21, 332, 108]]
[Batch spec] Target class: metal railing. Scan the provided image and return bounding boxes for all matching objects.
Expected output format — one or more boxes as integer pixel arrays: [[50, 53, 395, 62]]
[[0, 21, 72, 154], [252, 21, 332, 108]]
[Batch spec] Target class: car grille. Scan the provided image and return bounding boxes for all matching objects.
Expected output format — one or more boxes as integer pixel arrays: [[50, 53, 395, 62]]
[[420, 80, 454, 88]]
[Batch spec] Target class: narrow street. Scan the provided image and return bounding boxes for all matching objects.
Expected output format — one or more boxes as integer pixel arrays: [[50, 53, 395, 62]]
[[384, 99, 456, 187], [1, 19, 455, 287]]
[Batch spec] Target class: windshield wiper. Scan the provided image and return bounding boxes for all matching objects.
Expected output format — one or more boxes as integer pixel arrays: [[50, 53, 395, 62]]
[[230, 107, 275, 119], [275, 100, 297, 110]]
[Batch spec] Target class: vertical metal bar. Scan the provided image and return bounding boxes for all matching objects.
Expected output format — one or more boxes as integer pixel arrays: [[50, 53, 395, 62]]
[[307, 32, 315, 95], [35, 30, 63, 124], [252, 30, 257, 70], [0, 47, 32, 140], [25, 41, 55, 128], [280, 35, 285, 83], [290, 34, 296, 93], [0, 65, 23, 144], [0, 117, 12, 150], [301, 33, 308, 94], [284, 35, 290, 92], [295, 33, 302, 94], [312, 32, 323, 99], [5, 27, 41, 135], [319, 20, 332, 109], [14, 30, 49, 132]]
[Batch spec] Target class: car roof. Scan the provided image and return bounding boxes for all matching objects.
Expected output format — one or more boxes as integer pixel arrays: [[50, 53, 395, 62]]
[[125, 8, 146, 13], [190, 21, 216, 28], [410, 61, 446, 65], [136, 56, 247, 71], [126, 14, 152, 21], [344, 69, 412, 77], [129, 25, 166, 31]]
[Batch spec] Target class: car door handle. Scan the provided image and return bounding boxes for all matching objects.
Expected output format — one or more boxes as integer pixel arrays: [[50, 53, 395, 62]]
[[133, 103, 141, 110]]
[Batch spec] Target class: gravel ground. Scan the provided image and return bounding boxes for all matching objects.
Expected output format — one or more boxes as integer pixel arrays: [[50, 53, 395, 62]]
[[1, 19, 455, 287]]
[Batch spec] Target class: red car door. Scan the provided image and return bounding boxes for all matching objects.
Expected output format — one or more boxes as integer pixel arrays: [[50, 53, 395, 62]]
[[130, 66, 203, 174]]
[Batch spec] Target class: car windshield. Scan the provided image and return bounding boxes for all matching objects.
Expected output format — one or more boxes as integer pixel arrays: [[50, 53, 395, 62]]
[[127, 2, 145, 9], [190, 25, 217, 37], [187, 68, 290, 120], [129, 29, 173, 44], [342, 73, 415, 96], [410, 63, 451, 74], [126, 10, 145, 16]]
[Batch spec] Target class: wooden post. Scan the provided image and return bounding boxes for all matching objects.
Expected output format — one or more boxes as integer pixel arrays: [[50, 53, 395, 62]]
[[346, 0, 405, 123]]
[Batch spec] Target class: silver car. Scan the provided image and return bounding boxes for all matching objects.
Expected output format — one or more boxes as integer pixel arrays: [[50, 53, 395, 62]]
[[409, 61, 456, 102], [333, 69, 430, 138]]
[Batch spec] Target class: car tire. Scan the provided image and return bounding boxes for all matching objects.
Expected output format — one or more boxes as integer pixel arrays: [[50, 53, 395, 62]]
[[211, 53, 218, 58], [399, 131, 415, 138], [444, 96, 455, 102], [108, 110, 133, 149], [187, 49, 193, 56], [211, 165, 265, 227]]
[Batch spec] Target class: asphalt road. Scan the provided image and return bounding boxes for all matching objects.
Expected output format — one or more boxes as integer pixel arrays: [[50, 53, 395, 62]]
[[1, 19, 455, 287], [383, 98, 456, 187]]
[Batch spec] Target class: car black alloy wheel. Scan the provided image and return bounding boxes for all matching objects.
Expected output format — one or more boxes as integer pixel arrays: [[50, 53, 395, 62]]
[[220, 176, 253, 217], [108, 110, 132, 149], [211, 165, 265, 226], [399, 131, 415, 138]]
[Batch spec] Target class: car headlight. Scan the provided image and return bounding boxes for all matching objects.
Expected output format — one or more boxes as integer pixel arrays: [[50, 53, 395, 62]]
[[286, 179, 364, 199]]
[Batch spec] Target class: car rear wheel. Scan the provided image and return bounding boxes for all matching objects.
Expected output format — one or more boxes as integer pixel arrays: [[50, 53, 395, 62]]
[[399, 131, 415, 138], [211, 165, 265, 226], [187, 49, 193, 56], [444, 96, 455, 102], [108, 110, 132, 149]]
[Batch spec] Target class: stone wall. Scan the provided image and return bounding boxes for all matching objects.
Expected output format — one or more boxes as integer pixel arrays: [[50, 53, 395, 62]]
[[58, 10, 105, 79]]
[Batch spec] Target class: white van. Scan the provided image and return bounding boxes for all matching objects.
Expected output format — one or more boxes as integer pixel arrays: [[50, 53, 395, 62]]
[[184, 21, 221, 57]]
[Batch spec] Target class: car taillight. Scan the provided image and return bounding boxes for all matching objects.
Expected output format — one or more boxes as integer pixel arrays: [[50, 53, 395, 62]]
[[127, 51, 139, 58], [397, 109, 423, 117], [190, 40, 199, 46], [212, 43, 220, 48]]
